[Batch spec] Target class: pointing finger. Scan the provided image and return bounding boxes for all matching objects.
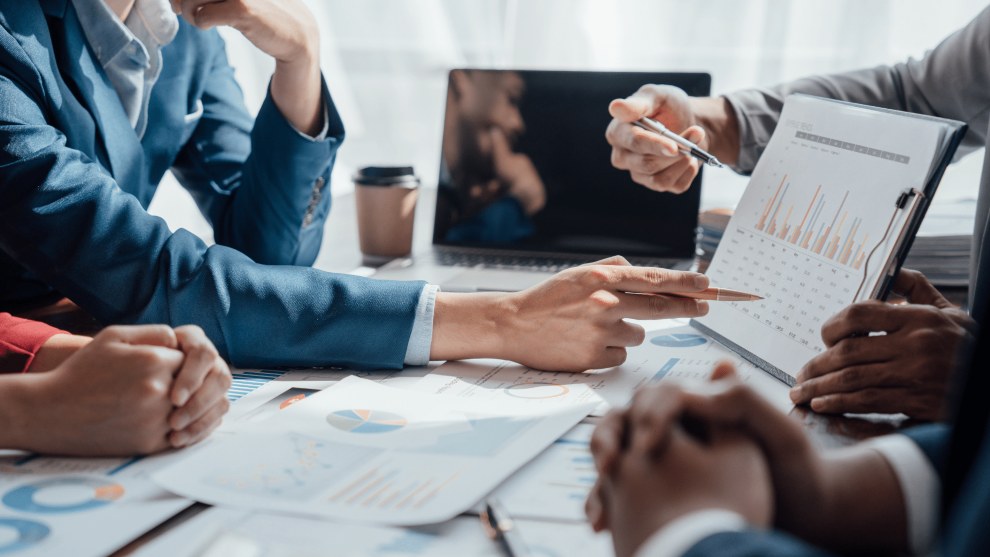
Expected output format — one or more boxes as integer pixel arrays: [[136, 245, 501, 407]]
[[583, 265, 710, 294]]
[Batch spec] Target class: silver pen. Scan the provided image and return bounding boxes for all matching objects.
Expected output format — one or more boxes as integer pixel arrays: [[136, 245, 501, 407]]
[[633, 116, 724, 168]]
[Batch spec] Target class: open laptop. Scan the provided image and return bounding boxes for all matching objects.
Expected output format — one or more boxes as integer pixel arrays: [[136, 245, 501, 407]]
[[374, 69, 711, 292]]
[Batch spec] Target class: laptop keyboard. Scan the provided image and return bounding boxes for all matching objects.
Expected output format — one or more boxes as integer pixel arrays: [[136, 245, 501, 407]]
[[436, 250, 683, 273]]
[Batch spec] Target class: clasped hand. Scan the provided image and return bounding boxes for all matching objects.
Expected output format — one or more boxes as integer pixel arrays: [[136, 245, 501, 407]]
[[586, 364, 779, 557], [22, 325, 231, 456]]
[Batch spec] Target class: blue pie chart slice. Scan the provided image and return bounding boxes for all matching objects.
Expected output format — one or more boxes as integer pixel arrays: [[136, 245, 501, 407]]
[[0, 518, 49, 555], [326, 409, 407, 434], [650, 333, 708, 348]]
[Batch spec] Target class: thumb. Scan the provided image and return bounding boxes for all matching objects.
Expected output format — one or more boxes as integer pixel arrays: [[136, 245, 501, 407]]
[[97, 325, 178, 349], [892, 269, 950, 308]]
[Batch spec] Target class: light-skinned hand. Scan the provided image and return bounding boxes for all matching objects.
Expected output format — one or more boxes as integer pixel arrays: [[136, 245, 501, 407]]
[[606, 84, 705, 193], [431, 256, 711, 371], [171, 0, 324, 134], [502, 256, 710, 371], [167, 325, 232, 448], [14, 325, 184, 456], [9, 325, 231, 456]]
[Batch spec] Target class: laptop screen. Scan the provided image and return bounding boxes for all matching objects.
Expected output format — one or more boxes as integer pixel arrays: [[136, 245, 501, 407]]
[[433, 69, 710, 259]]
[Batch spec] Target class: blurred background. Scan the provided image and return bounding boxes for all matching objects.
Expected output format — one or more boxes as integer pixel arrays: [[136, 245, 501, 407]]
[[151, 0, 988, 242]]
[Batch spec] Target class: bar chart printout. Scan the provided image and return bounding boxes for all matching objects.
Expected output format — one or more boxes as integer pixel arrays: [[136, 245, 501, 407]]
[[694, 94, 949, 380]]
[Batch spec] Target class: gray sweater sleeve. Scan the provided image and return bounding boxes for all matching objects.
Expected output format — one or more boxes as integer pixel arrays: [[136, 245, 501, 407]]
[[724, 5, 990, 174]]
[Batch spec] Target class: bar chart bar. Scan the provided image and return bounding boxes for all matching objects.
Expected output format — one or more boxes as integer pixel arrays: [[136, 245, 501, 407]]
[[751, 181, 870, 271]]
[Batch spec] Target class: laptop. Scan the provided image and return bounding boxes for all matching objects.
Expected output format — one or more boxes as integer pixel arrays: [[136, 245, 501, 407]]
[[374, 69, 711, 292]]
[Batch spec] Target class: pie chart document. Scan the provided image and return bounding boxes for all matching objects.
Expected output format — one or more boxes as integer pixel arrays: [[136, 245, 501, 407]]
[[153, 376, 594, 526], [0, 451, 190, 557]]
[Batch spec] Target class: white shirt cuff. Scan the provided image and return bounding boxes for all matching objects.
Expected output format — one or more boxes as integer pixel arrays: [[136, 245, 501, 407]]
[[862, 434, 940, 556], [289, 104, 331, 141], [634, 509, 748, 557], [403, 284, 439, 366]]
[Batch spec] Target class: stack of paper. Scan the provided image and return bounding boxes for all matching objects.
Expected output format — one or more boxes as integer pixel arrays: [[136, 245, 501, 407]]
[[904, 234, 972, 287], [903, 197, 976, 287]]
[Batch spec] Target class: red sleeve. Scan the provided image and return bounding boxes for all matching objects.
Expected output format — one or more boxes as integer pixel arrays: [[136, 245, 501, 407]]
[[0, 313, 68, 373]]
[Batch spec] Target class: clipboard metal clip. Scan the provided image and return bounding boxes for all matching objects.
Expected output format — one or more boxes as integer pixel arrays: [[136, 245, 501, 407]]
[[854, 188, 925, 300]]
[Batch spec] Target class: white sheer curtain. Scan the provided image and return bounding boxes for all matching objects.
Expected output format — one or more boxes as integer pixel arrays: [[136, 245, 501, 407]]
[[154, 0, 989, 234]]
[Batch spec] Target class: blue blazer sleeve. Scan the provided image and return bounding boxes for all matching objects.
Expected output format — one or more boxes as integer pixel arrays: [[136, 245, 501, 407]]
[[168, 30, 343, 266], [899, 423, 951, 478], [0, 31, 422, 370], [683, 530, 837, 557]]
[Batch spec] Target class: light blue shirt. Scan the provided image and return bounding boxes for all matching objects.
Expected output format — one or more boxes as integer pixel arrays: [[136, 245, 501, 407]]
[[71, 0, 177, 138], [70, 0, 438, 366]]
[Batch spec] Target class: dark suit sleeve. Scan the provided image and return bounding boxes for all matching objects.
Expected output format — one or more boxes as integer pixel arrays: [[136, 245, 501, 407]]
[[170, 29, 344, 267], [899, 423, 951, 478], [681, 530, 837, 557], [0, 36, 422, 370], [724, 5, 990, 174]]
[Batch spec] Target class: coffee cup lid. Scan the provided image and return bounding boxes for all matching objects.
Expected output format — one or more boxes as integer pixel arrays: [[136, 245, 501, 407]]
[[354, 166, 420, 187]]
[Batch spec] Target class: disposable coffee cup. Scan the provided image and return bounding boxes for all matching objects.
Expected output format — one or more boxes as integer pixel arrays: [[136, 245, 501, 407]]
[[354, 166, 420, 265]]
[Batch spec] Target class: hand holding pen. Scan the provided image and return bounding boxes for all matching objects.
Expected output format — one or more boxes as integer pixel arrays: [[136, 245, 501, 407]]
[[633, 117, 723, 168], [607, 84, 723, 194]]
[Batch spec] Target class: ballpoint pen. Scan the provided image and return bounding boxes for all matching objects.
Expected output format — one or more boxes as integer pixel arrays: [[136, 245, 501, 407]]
[[628, 287, 762, 302], [668, 287, 763, 302], [481, 498, 531, 557], [633, 116, 724, 168]]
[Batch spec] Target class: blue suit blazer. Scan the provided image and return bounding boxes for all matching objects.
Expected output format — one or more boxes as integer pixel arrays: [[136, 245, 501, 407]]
[[0, 0, 425, 368]]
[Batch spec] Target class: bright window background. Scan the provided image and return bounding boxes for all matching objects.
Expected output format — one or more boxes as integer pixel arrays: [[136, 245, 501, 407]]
[[151, 0, 988, 238]]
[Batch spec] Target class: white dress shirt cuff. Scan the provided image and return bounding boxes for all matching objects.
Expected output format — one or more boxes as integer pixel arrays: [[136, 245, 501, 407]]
[[862, 434, 940, 556], [634, 509, 748, 557], [403, 284, 439, 366], [289, 104, 331, 141]]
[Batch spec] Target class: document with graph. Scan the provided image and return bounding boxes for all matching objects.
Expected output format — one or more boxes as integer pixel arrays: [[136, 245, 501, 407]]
[[693, 94, 965, 385], [153, 376, 594, 526]]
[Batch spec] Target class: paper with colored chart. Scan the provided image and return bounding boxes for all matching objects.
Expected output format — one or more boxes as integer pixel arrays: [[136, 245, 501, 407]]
[[694, 94, 961, 381], [491, 423, 596, 522], [411, 323, 792, 416], [136, 507, 504, 557], [153, 376, 595, 526], [0, 370, 356, 557], [0, 452, 189, 557]]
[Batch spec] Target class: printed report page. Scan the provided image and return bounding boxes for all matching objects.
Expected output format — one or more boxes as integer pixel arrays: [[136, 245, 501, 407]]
[[694, 94, 948, 379]]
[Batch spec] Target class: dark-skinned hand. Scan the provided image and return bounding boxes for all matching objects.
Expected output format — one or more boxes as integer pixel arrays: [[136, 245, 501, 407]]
[[791, 269, 975, 419]]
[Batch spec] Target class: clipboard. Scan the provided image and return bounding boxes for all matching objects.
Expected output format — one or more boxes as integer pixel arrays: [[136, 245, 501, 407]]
[[689, 94, 967, 386]]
